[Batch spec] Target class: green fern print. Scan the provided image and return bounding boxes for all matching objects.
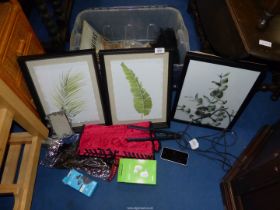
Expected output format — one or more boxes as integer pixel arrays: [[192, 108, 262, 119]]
[[121, 62, 152, 116], [53, 70, 86, 120]]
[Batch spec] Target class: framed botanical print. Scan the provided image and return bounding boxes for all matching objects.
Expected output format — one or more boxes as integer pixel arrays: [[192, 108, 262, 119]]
[[172, 52, 265, 129], [99, 48, 173, 128], [18, 50, 106, 130]]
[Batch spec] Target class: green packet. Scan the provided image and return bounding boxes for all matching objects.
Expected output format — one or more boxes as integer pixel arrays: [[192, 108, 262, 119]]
[[117, 158, 157, 185]]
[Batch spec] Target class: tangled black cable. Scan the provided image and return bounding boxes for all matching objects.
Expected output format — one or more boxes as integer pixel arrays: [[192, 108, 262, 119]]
[[175, 109, 240, 171]]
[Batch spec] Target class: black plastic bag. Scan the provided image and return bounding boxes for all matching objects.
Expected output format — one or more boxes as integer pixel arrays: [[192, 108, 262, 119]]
[[41, 134, 116, 180]]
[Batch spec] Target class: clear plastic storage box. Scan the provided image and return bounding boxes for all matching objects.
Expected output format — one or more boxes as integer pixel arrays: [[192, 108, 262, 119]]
[[70, 6, 190, 88]]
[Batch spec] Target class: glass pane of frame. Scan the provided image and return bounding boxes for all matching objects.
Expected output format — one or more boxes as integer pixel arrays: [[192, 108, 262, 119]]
[[18, 50, 106, 130], [172, 52, 265, 130], [99, 48, 173, 128]]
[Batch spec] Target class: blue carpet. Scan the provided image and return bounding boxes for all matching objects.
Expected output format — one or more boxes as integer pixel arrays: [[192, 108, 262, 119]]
[[1, 0, 280, 210]]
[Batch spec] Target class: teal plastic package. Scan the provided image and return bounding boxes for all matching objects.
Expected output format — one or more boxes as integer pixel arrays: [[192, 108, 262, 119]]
[[62, 169, 98, 197]]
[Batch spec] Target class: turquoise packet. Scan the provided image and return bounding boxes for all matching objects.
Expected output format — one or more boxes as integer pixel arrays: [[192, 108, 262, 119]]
[[62, 169, 98, 197]]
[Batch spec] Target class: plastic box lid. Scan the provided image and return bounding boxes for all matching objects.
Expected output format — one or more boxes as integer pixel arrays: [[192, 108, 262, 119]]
[[70, 5, 189, 64]]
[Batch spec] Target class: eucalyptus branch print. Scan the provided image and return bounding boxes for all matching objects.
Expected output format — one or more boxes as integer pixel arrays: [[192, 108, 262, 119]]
[[177, 72, 235, 127], [121, 62, 152, 117], [53, 70, 86, 121]]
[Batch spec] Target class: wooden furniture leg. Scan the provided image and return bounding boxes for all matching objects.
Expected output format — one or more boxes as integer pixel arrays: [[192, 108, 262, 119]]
[[0, 79, 48, 210]]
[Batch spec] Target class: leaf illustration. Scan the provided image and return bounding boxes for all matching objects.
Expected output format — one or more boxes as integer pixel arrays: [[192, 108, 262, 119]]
[[210, 89, 223, 98], [221, 78, 228, 84], [212, 81, 221, 86], [203, 95, 211, 103], [223, 72, 230, 77], [121, 62, 152, 116], [53, 70, 85, 119], [195, 106, 209, 117], [178, 71, 234, 128], [221, 85, 228, 91], [196, 98, 203, 105], [207, 105, 216, 112]]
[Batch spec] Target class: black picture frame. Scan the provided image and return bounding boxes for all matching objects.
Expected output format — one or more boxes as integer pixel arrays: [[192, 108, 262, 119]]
[[99, 48, 173, 128], [18, 50, 107, 130], [172, 51, 265, 130]]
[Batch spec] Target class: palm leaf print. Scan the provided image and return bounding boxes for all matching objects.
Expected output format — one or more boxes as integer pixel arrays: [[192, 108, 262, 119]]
[[53, 70, 86, 119], [121, 62, 152, 116]]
